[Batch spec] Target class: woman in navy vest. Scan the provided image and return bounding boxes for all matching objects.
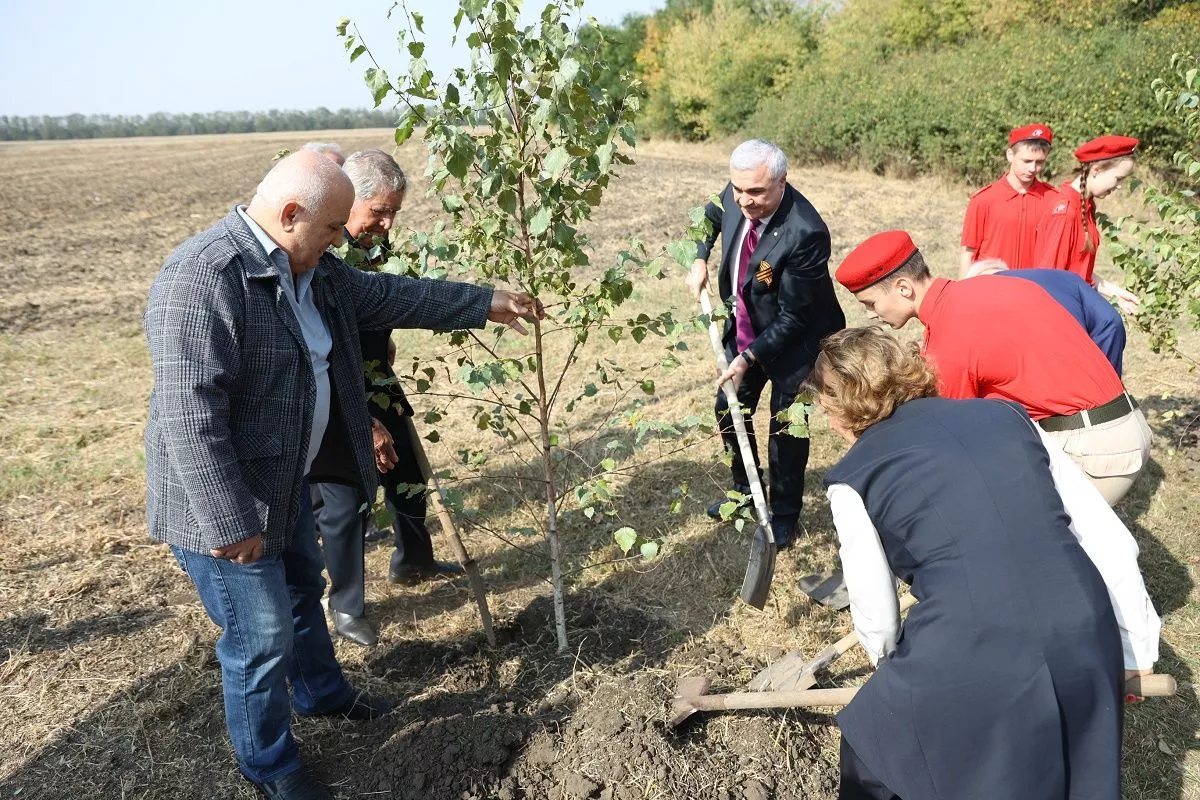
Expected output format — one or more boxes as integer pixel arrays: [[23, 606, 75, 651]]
[[806, 327, 1160, 800]]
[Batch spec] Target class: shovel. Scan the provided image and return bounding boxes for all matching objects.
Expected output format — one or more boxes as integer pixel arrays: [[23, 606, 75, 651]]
[[405, 416, 496, 646], [699, 288, 775, 609], [749, 593, 919, 692], [669, 672, 1178, 728]]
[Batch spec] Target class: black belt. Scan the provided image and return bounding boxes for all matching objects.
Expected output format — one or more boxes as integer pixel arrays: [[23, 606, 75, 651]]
[[1037, 392, 1137, 433]]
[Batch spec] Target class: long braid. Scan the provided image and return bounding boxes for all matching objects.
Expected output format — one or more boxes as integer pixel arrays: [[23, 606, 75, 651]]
[[1078, 165, 1096, 254]]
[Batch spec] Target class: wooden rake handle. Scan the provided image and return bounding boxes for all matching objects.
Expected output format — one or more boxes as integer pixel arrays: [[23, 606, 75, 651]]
[[804, 593, 920, 675]]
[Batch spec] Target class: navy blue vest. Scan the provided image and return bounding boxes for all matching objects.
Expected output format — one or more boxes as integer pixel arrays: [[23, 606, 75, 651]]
[[826, 397, 1123, 800]]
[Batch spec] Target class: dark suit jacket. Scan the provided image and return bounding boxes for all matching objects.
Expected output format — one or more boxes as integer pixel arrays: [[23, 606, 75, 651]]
[[145, 208, 492, 555], [696, 182, 845, 392]]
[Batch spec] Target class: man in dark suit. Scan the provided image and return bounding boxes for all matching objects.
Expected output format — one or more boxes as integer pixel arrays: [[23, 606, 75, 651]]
[[686, 139, 845, 547], [310, 149, 464, 649], [145, 150, 539, 800]]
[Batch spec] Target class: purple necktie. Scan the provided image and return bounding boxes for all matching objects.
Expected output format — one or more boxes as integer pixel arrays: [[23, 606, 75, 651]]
[[735, 220, 760, 351]]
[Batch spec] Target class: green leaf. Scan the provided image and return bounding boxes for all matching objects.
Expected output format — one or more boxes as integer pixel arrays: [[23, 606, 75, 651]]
[[542, 147, 570, 179], [364, 67, 391, 107], [613, 526, 638, 554], [667, 239, 697, 267], [528, 205, 552, 236], [408, 41, 425, 58], [349, 45, 367, 63], [554, 57, 581, 91], [640, 379, 655, 395], [639, 541, 660, 560], [595, 143, 614, 174], [441, 194, 465, 212]]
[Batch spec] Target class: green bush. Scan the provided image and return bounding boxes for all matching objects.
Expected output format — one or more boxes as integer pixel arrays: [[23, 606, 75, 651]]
[[639, 0, 819, 140], [751, 20, 1198, 182]]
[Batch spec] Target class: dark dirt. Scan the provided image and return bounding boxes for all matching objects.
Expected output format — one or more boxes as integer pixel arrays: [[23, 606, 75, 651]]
[[308, 593, 841, 799]]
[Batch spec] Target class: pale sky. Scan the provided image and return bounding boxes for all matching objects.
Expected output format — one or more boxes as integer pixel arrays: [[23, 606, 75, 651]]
[[0, 0, 660, 117]]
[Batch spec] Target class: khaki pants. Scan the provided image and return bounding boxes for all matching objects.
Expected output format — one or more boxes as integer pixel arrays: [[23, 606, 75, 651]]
[[1042, 408, 1152, 505]]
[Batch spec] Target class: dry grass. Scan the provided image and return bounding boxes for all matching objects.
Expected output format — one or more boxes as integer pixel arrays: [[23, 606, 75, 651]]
[[0, 130, 1197, 798]]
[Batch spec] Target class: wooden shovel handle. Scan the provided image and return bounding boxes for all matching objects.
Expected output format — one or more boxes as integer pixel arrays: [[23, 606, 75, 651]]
[[688, 673, 1175, 713], [699, 289, 772, 533]]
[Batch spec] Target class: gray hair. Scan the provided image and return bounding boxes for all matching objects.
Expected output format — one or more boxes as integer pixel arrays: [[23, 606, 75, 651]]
[[730, 139, 788, 180], [253, 150, 348, 210], [302, 141, 344, 159], [966, 259, 1009, 278], [343, 149, 408, 201]]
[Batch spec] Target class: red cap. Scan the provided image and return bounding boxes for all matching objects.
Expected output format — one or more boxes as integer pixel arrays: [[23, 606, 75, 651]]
[[836, 231, 919, 293], [1074, 135, 1139, 163], [1009, 123, 1053, 147]]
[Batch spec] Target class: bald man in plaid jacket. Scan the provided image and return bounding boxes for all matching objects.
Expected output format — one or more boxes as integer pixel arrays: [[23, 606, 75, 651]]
[[144, 151, 538, 800]]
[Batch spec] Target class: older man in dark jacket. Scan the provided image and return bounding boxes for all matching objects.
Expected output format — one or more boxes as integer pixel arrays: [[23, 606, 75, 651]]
[[686, 139, 845, 547], [144, 150, 537, 800]]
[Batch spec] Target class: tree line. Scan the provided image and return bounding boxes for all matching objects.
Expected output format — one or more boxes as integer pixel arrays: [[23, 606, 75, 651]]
[[0, 107, 397, 141]]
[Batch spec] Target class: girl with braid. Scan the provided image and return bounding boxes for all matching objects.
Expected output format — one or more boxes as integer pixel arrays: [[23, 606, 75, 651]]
[[1033, 135, 1140, 313]]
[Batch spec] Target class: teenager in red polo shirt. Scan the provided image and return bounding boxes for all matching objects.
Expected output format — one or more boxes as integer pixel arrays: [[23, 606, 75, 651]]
[[959, 123, 1059, 276], [1034, 135, 1140, 313], [836, 230, 1151, 505]]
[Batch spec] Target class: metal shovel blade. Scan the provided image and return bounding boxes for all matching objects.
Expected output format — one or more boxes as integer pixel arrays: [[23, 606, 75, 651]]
[[740, 523, 776, 609], [798, 571, 850, 610]]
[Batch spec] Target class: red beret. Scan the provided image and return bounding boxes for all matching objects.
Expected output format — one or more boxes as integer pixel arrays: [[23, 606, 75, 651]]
[[1074, 135, 1139, 163], [837, 231, 919, 293], [1009, 123, 1053, 147]]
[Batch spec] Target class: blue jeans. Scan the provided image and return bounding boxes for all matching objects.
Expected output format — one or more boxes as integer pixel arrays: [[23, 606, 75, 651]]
[[171, 485, 354, 784]]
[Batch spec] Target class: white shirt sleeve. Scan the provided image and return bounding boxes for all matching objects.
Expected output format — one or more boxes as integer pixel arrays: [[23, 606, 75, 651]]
[[1037, 427, 1161, 670], [827, 483, 900, 665]]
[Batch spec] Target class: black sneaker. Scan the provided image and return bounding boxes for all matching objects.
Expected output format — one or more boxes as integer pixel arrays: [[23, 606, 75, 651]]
[[249, 768, 333, 800], [388, 560, 466, 585], [705, 484, 752, 520], [302, 689, 393, 722]]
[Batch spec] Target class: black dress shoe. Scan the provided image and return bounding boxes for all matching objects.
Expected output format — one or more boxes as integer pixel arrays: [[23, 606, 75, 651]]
[[331, 611, 377, 648], [250, 768, 333, 800], [388, 559, 466, 585], [772, 515, 798, 550], [311, 689, 394, 722], [706, 484, 752, 520]]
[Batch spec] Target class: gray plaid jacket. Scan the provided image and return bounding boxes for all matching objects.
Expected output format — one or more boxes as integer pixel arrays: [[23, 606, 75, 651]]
[[144, 208, 491, 555]]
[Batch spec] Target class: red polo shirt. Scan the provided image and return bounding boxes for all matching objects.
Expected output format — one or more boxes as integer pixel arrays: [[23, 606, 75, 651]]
[[961, 177, 1058, 269], [1033, 183, 1097, 285], [918, 276, 1124, 420]]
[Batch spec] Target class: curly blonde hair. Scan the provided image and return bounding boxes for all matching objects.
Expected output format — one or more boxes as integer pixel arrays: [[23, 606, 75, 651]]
[[805, 327, 939, 436]]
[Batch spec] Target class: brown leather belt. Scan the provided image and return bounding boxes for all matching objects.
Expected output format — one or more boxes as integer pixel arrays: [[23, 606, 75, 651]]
[[1037, 392, 1137, 433]]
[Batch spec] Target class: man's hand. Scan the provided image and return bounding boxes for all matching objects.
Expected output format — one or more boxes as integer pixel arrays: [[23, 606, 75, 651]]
[[386, 337, 397, 367], [372, 418, 398, 473], [715, 353, 752, 393], [1125, 668, 1152, 704], [211, 533, 264, 564], [1096, 278, 1140, 315], [488, 290, 544, 335], [686, 258, 710, 301]]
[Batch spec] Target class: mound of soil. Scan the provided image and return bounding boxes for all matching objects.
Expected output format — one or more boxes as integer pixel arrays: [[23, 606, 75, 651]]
[[307, 593, 841, 799]]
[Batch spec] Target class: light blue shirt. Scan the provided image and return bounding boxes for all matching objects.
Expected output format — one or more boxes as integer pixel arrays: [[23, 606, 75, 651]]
[[237, 207, 332, 475]]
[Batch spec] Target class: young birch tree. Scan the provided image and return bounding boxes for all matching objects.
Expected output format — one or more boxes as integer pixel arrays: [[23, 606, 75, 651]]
[[339, 0, 710, 652]]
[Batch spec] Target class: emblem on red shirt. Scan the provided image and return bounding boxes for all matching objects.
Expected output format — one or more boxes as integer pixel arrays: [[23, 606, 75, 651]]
[[1052, 202, 1068, 214]]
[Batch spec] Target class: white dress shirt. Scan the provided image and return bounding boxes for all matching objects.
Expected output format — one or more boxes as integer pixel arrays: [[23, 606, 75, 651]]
[[828, 425, 1161, 670]]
